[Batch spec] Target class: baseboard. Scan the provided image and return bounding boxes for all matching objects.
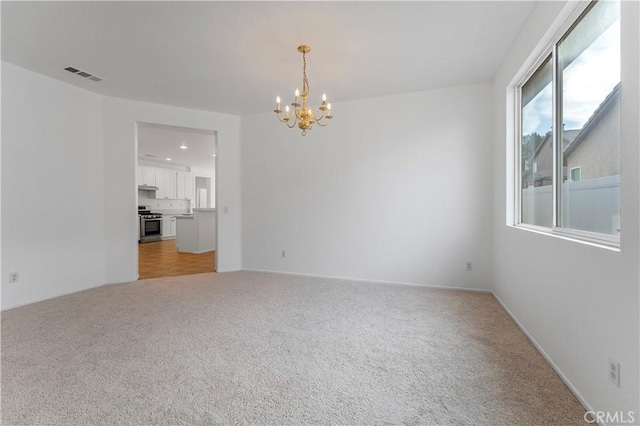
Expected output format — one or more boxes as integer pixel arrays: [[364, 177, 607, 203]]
[[492, 293, 596, 420], [242, 268, 492, 294], [1, 279, 137, 312], [1, 283, 105, 311]]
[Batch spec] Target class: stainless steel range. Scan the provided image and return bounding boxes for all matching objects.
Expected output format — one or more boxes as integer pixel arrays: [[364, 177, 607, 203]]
[[138, 206, 163, 243]]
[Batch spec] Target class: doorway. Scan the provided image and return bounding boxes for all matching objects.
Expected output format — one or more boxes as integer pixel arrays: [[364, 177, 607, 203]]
[[135, 122, 218, 279]]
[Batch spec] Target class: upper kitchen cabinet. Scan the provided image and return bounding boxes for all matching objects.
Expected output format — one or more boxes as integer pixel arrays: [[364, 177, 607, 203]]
[[137, 167, 156, 187], [185, 173, 194, 201], [177, 171, 194, 200], [137, 163, 195, 201], [156, 169, 177, 199]]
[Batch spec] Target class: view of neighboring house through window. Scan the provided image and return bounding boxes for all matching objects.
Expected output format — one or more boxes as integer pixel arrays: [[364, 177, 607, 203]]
[[518, 0, 620, 242]]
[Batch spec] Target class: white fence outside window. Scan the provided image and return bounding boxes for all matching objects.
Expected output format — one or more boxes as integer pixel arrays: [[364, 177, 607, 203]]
[[522, 175, 620, 235]]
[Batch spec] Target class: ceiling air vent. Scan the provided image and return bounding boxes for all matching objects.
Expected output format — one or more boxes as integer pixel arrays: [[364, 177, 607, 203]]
[[64, 66, 103, 82]]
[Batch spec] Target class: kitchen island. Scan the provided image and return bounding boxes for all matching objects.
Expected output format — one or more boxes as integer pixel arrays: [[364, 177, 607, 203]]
[[175, 208, 216, 254]]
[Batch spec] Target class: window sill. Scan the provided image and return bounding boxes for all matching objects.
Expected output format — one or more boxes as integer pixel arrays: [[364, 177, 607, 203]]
[[510, 224, 621, 252]]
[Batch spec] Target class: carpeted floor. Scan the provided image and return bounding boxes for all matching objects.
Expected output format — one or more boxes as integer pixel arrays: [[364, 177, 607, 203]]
[[1, 271, 588, 425]]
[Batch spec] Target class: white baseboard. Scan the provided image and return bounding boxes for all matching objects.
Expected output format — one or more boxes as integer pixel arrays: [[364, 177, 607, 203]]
[[492, 293, 595, 419], [2, 283, 104, 311], [1, 280, 136, 311], [241, 268, 492, 294]]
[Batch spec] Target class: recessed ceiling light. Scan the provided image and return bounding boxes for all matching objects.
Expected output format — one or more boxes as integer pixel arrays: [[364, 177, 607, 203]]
[[212, 154, 216, 157], [180, 142, 188, 150], [166, 158, 172, 161]]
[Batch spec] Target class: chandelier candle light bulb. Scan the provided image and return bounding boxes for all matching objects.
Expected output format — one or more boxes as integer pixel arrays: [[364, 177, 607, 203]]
[[274, 45, 334, 136]]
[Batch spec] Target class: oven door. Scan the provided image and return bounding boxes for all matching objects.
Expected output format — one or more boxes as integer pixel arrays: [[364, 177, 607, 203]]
[[140, 217, 163, 242]]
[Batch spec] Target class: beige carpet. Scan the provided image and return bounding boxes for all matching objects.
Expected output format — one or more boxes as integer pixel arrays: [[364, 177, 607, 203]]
[[1, 271, 588, 425]]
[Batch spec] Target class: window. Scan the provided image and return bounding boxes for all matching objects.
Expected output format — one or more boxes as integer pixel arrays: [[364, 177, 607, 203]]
[[570, 167, 582, 182], [517, 0, 620, 245]]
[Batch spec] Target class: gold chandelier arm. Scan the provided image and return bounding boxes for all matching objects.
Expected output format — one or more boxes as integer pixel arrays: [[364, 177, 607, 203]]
[[315, 112, 333, 126], [314, 119, 328, 127], [275, 111, 298, 128]]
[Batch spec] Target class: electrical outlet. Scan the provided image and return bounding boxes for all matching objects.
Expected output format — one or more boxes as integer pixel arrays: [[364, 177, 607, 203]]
[[281, 250, 287, 258], [466, 262, 473, 271], [9, 272, 19, 284], [609, 358, 620, 387]]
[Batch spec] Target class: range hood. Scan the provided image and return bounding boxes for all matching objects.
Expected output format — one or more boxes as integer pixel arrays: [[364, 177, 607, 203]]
[[138, 185, 159, 191]]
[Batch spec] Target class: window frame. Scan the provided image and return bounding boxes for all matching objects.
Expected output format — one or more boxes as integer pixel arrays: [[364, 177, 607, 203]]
[[513, 0, 621, 249]]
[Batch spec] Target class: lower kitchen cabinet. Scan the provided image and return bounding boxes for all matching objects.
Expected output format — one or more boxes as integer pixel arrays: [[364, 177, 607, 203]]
[[162, 216, 177, 239]]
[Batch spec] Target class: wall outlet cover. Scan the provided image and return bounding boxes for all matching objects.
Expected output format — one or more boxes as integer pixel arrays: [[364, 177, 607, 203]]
[[609, 357, 620, 387]]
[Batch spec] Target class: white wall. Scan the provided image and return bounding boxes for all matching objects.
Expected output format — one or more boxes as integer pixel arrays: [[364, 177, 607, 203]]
[[1, 62, 106, 308], [1, 62, 243, 309], [492, 1, 639, 418], [242, 84, 494, 290]]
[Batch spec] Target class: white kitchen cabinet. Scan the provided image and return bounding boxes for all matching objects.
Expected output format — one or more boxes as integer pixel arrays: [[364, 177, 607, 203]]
[[156, 170, 177, 199], [169, 217, 176, 237], [184, 173, 194, 201], [155, 171, 164, 198], [164, 170, 177, 199], [177, 172, 186, 200], [137, 166, 156, 187], [162, 216, 176, 239], [177, 171, 194, 200], [137, 164, 192, 200]]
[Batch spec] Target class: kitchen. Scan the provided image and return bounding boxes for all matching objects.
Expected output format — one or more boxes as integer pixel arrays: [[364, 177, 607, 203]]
[[137, 123, 217, 279]]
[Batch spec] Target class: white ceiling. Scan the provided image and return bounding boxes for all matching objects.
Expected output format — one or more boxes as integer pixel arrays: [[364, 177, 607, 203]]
[[137, 123, 216, 170], [1, 1, 536, 116]]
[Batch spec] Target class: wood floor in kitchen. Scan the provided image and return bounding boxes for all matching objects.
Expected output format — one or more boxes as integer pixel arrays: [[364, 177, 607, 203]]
[[138, 239, 215, 280]]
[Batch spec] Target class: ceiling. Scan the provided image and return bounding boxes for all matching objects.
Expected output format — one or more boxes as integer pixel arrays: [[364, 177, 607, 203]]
[[137, 123, 216, 170], [1, 1, 536, 116]]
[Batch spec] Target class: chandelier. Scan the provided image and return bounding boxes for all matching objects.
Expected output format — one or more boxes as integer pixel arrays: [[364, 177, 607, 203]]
[[274, 45, 333, 136]]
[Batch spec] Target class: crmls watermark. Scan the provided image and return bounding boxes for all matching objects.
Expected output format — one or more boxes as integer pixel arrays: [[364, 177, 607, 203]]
[[584, 410, 636, 424]]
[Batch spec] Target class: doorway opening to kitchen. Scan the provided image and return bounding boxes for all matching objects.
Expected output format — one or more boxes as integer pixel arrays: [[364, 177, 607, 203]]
[[136, 122, 218, 280]]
